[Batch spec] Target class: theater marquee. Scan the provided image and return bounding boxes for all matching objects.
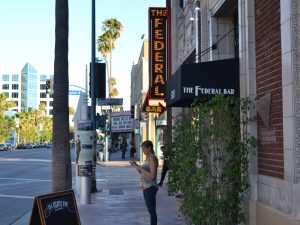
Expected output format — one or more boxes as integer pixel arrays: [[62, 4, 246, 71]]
[[149, 7, 169, 100]]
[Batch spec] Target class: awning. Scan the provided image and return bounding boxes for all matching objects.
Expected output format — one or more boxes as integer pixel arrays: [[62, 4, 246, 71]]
[[166, 58, 240, 107]]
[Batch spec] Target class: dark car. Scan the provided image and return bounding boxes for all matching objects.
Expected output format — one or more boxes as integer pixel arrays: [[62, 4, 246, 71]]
[[45, 143, 52, 149], [17, 144, 25, 149]]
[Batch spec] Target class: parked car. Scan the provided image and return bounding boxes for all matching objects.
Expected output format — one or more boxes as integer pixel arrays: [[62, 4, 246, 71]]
[[97, 143, 104, 151], [24, 144, 34, 149], [17, 144, 25, 149], [0, 144, 8, 151], [45, 143, 52, 149], [6, 144, 15, 151]]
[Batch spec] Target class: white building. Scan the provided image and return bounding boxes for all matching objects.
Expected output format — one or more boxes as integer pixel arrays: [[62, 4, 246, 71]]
[[0, 73, 21, 112], [0, 63, 53, 116]]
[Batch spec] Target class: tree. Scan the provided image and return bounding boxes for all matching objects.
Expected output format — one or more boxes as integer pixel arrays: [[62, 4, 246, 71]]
[[69, 107, 75, 116], [97, 18, 123, 98], [109, 77, 119, 97], [0, 93, 15, 115], [17, 107, 53, 144], [52, 0, 72, 192], [0, 93, 15, 144]]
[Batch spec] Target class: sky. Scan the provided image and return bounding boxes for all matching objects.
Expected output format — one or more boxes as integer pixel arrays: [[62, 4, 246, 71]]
[[0, 0, 165, 110]]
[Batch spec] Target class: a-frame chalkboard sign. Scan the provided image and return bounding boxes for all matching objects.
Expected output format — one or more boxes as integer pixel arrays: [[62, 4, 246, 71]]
[[29, 190, 81, 225]]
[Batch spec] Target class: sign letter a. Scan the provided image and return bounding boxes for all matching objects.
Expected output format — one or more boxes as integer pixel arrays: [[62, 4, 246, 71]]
[[154, 75, 165, 84]]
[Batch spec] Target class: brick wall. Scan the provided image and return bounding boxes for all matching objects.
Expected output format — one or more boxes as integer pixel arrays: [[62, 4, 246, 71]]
[[255, 0, 284, 179]]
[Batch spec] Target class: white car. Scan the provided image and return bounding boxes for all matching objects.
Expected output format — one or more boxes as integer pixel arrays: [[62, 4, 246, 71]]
[[0, 144, 7, 151]]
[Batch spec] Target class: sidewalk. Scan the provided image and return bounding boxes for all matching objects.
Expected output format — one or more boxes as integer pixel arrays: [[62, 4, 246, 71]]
[[78, 152, 185, 225], [11, 152, 184, 225]]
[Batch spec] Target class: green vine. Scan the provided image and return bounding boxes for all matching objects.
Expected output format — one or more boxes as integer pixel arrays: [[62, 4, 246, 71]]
[[167, 95, 256, 225]]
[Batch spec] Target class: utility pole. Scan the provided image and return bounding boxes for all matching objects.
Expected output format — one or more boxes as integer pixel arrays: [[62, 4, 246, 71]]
[[90, 0, 97, 193], [91, 0, 96, 130]]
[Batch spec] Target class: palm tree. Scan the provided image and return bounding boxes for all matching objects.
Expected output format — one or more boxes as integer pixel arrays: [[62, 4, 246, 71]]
[[97, 18, 123, 98], [52, 0, 72, 192]]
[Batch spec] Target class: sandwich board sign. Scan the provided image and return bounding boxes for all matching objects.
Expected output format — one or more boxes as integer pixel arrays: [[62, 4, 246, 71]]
[[29, 190, 81, 225]]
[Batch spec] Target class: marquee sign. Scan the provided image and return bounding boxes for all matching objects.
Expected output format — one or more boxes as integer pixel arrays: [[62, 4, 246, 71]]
[[110, 111, 134, 133], [167, 58, 240, 107], [149, 7, 169, 100]]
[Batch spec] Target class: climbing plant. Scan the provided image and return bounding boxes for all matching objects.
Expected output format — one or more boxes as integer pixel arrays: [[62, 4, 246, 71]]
[[167, 95, 257, 225]]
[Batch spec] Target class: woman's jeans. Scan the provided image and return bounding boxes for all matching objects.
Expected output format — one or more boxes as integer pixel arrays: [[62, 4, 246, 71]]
[[143, 186, 158, 225]]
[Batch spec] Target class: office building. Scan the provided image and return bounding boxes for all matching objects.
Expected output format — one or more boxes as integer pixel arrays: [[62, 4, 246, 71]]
[[0, 63, 53, 116], [1, 73, 21, 112]]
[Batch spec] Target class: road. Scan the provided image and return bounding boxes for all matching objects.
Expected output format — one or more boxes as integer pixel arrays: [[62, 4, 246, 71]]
[[0, 148, 75, 225]]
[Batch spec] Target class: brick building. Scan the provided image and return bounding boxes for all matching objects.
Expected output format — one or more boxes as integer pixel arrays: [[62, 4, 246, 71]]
[[168, 0, 300, 224]]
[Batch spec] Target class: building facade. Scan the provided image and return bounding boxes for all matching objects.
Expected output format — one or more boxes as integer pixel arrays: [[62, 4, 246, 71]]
[[1, 73, 21, 112], [168, 0, 300, 224], [0, 63, 53, 116], [130, 39, 149, 157], [21, 63, 38, 111]]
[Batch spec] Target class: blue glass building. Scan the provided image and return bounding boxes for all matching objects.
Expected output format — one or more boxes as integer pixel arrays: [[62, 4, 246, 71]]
[[21, 63, 38, 111]]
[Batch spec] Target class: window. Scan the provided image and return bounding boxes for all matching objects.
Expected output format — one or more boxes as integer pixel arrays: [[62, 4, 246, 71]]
[[12, 84, 19, 90], [40, 101, 46, 106], [28, 74, 37, 81], [180, 0, 187, 9], [2, 74, 9, 81], [40, 93, 46, 98], [28, 82, 37, 89], [40, 84, 46, 90], [3, 92, 9, 98], [11, 93, 18, 98], [14, 101, 18, 106], [49, 101, 53, 107], [49, 94, 53, 98], [28, 91, 36, 98], [2, 84, 9, 90], [49, 109, 53, 115], [40, 75, 47, 81], [12, 74, 19, 81]]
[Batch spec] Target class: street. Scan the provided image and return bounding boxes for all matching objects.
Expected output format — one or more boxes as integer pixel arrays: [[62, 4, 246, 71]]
[[0, 149, 75, 225], [0, 149, 183, 225]]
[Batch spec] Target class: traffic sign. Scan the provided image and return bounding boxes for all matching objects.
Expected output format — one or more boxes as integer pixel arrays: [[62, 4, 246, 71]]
[[69, 90, 82, 95], [98, 98, 123, 106]]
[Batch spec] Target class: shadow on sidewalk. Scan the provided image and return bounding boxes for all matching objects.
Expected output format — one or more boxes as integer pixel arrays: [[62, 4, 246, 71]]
[[78, 160, 185, 225], [98, 151, 138, 167]]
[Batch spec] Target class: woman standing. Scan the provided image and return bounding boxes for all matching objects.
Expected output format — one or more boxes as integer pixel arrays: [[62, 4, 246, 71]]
[[130, 140, 158, 225]]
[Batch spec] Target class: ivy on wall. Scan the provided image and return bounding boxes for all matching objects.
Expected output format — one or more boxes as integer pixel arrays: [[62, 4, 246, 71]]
[[167, 95, 257, 225]]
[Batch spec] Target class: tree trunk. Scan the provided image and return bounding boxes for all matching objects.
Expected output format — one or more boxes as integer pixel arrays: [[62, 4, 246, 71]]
[[109, 40, 113, 98], [52, 0, 72, 192]]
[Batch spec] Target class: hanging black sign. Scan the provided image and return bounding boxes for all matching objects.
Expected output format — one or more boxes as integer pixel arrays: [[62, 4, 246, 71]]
[[149, 7, 169, 100], [29, 190, 81, 225], [167, 58, 240, 107]]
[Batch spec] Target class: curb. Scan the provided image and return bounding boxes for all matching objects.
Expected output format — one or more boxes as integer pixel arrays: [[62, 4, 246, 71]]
[[10, 211, 31, 225]]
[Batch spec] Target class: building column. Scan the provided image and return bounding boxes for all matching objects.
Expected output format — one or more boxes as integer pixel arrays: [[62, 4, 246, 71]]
[[239, 0, 258, 224]]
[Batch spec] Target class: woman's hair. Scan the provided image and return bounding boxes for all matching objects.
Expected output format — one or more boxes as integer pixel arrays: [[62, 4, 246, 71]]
[[141, 140, 154, 150]]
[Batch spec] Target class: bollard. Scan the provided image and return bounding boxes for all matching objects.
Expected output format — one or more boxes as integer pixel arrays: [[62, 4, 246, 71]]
[[80, 176, 91, 205]]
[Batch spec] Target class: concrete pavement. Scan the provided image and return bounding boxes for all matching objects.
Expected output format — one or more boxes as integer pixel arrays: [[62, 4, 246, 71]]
[[1, 149, 184, 225], [78, 154, 185, 225]]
